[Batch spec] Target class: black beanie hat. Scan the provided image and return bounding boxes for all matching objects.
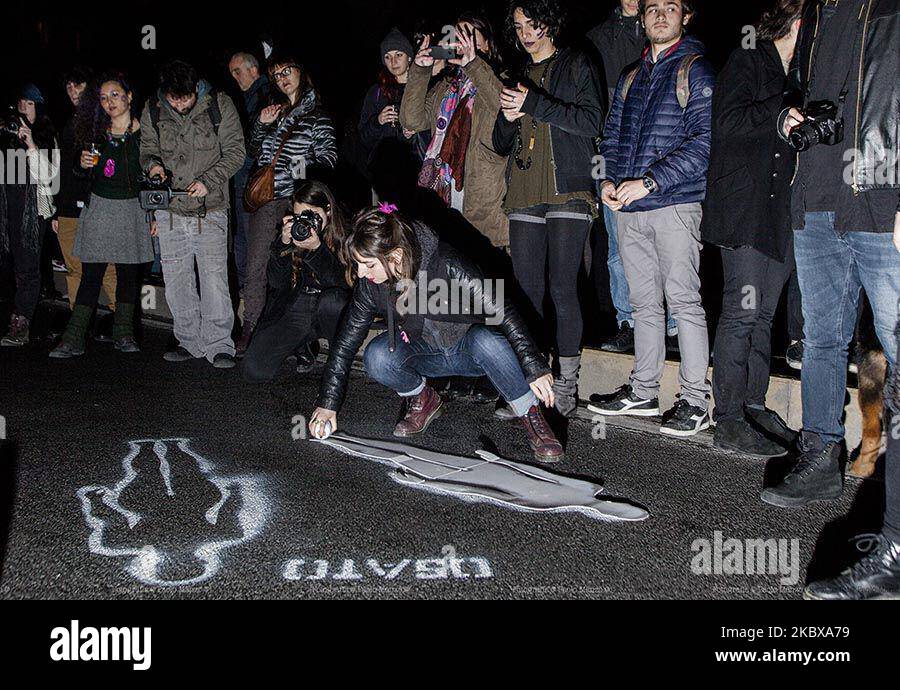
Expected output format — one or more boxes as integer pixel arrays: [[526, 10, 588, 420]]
[[380, 28, 414, 61]]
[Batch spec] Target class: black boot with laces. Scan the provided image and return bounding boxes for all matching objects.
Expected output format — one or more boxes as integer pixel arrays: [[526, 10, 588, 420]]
[[804, 535, 900, 600], [760, 433, 842, 508]]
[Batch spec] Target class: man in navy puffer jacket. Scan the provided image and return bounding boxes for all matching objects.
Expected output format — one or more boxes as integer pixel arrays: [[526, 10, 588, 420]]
[[589, 0, 714, 438]]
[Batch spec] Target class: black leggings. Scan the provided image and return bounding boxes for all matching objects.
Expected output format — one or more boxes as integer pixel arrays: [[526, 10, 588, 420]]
[[243, 288, 349, 383], [76, 262, 140, 307], [508, 201, 592, 357]]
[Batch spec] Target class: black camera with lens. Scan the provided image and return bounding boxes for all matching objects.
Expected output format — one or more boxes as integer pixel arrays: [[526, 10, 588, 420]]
[[1, 108, 24, 138], [788, 100, 844, 152], [290, 209, 324, 242], [139, 173, 188, 211]]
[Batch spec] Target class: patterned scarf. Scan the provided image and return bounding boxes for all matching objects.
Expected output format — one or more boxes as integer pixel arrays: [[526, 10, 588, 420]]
[[417, 70, 476, 205]]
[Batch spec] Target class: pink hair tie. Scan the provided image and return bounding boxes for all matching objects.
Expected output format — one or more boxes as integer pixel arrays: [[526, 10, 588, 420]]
[[378, 202, 398, 215]]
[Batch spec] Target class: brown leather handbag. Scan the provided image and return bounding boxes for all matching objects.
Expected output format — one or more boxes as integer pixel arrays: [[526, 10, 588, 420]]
[[243, 121, 300, 213]]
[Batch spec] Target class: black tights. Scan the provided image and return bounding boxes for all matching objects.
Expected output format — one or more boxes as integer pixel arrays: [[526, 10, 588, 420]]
[[76, 262, 140, 307], [508, 202, 592, 357]]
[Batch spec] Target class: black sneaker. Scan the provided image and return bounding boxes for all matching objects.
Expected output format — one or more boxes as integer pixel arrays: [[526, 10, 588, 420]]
[[760, 435, 842, 508], [804, 534, 900, 600], [746, 407, 797, 448], [601, 323, 634, 353], [213, 353, 236, 369], [587, 384, 660, 417], [163, 346, 194, 362], [785, 341, 803, 370], [660, 399, 710, 437], [713, 418, 787, 458]]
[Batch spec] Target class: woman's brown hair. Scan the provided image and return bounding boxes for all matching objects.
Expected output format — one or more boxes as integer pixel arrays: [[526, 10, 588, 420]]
[[286, 181, 350, 288], [345, 207, 422, 291], [757, 0, 804, 41]]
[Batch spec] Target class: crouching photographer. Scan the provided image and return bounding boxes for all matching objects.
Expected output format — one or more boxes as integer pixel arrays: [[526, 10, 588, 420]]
[[243, 181, 350, 382], [761, 0, 900, 596], [139, 59, 246, 369]]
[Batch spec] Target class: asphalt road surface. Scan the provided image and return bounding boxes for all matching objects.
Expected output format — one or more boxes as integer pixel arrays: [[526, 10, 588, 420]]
[[0, 321, 885, 600]]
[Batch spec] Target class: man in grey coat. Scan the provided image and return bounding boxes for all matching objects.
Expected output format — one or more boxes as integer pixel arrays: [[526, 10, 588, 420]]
[[140, 59, 246, 368]]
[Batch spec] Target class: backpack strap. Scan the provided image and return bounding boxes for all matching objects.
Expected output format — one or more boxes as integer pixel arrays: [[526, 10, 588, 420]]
[[207, 89, 222, 135], [676, 54, 701, 109], [620, 65, 641, 103], [149, 98, 161, 135]]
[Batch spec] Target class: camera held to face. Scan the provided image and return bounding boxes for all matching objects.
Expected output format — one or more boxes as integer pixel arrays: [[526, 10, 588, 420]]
[[1, 108, 23, 137], [789, 100, 844, 152], [290, 208, 324, 243], [139, 173, 188, 211]]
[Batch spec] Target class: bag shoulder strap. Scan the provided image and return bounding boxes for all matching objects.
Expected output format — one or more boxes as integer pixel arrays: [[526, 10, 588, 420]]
[[149, 98, 161, 135], [268, 114, 304, 167], [676, 54, 701, 110], [207, 90, 222, 135], [620, 65, 641, 103]]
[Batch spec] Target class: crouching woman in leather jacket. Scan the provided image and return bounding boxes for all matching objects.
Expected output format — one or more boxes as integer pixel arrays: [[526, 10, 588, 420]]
[[243, 181, 350, 382], [308, 205, 564, 463]]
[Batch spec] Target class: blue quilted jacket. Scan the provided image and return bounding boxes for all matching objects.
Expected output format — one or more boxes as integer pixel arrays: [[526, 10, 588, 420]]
[[599, 36, 715, 212]]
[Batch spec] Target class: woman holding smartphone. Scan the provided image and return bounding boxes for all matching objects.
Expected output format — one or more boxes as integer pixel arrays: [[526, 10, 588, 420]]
[[308, 204, 564, 464], [50, 72, 153, 358]]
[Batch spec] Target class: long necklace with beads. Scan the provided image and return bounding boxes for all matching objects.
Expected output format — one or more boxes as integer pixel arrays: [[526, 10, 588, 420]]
[[514, 50, 557, 171]]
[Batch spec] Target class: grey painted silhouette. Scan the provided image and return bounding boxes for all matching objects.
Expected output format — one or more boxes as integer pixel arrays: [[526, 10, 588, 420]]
[[315, 434, 649, 522]]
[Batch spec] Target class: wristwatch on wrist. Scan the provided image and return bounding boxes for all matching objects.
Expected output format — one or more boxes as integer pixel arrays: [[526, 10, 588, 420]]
[[643, 176, 658, 193]]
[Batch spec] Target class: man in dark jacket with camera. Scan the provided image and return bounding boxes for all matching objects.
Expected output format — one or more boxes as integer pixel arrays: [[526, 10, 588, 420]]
[[762, 0, 900, 601]]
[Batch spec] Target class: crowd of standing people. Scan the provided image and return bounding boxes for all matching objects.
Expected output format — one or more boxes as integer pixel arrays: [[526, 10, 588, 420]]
[[1, 0, 899, 599]]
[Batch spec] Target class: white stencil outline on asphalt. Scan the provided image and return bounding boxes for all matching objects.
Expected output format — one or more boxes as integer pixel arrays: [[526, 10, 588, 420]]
[[76, 438, 269, 587]]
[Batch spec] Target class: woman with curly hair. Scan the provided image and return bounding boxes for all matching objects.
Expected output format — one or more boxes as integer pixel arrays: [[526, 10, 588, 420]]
[[50, 72, 154, 358], [492, 0, 605, 417]]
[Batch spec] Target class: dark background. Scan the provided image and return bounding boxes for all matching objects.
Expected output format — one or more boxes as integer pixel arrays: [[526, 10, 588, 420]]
[[0, 0, 765, 133]]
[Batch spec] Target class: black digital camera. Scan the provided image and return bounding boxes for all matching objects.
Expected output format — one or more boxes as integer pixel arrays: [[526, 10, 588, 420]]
[[788, 100, 844, 152], [139, 174, 188, 211], [1, 108, 23, 137], [290, 209, 324, 242]]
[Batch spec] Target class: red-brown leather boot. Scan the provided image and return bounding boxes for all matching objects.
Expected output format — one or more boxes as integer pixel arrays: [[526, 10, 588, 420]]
[[520, 404, 564, 463], [393, 385, 443, 437]]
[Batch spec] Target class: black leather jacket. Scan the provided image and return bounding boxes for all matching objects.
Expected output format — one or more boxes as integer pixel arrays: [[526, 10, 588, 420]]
[[783, 0, 900, 196], [316, 223, 550, 412]]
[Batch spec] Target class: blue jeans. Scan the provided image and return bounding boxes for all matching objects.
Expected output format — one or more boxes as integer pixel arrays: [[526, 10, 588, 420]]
[[794, 212, 900, 443], [363, 325, 538, 416], [233, 159, 253, 290], [605, 205, 676, 334]]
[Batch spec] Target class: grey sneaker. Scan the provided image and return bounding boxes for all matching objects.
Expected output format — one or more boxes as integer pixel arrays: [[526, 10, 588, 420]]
[[1, 314, 30, 346], [212, 353, 236, 369], [114, 336, 141, 353], [49, 341, 85, 359], [164, 346, 195, 362]]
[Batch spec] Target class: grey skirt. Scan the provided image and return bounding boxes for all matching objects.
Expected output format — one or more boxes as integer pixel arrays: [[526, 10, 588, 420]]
[[73, 194, 154, 264]]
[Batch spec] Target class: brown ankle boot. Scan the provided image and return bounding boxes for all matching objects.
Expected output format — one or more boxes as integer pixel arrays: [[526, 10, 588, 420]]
[[235, 321, 254, 359], [393, 385, 443, 437], [521, 405, 564, 463]]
